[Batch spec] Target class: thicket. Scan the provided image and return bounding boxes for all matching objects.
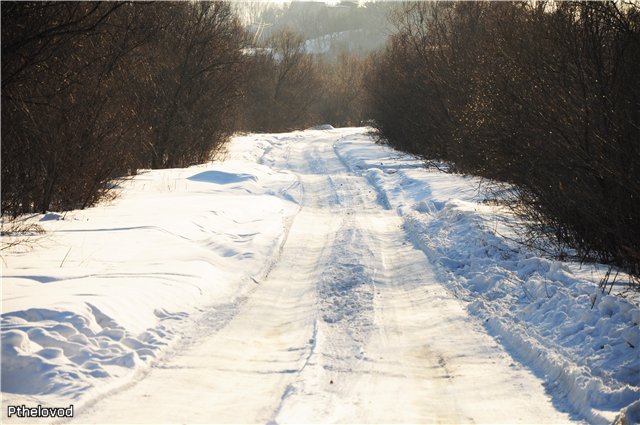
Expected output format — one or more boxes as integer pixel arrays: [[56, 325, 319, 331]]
[[2, 1, 245, 216], [237, 0, 377, 132], [240, 32, 367, 132], [2, 1, 371, 218], [241, 31, 323, 132], [365, 1, 640, 279]]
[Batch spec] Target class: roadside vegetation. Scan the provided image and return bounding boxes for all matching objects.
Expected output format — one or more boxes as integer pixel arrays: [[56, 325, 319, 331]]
[[1, 1, 372, 219], [3, 1, 639, 286], [2, 2, 244, 216], [240, 31, 368, 131], [364, 1, 640, 284]]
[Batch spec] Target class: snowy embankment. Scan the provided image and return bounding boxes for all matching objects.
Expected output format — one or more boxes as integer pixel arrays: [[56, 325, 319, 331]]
[[1, 136, 301, 412], [334, 132, 640, 424]]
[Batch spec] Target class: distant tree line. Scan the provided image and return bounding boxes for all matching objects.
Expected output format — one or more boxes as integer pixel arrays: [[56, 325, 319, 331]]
[[240, 30, 367, 132], [365, 1, 640, 278], [2, 1, 245, 216]]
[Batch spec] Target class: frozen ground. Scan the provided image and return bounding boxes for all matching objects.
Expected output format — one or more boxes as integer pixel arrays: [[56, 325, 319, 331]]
[[1, 128, 638, 424]]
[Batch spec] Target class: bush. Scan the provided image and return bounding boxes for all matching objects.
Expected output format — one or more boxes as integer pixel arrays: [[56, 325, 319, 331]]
[[2, 2, 246, 216], [241, 30, 323, 132], [365, 1, 640, 278], [137, 2, 245, 168], [240, 31, 368, 132]]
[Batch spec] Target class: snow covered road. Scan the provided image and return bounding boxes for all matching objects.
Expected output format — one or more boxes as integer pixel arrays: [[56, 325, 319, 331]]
[[4, 128, 638, 423], [70, 130, 572, 423]]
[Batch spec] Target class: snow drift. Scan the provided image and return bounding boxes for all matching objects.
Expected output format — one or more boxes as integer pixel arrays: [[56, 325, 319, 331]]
[[1, 135, 301, 413], [334, 131, 640, 424]]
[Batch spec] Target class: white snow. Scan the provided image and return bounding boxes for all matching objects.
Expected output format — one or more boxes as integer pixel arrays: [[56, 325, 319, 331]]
[[2, 136, 301, 414], [334, 130, 640, 424], [2, 128, 638, 424]]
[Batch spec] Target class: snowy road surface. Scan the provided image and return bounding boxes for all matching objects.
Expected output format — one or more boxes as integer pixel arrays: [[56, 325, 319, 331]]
[[4, 128, 638, 424], [71, 130, 571, 423]]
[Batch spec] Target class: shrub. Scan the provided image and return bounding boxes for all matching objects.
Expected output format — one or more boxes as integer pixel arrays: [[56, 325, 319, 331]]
[[365, 1, 640, 279], [2, 2, 246, 216]]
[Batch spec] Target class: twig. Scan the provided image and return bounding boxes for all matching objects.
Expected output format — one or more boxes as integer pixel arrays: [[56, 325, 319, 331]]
[[607, 269, 620, 295], [592, 266, 613, 309], [60, 246, 72, 268]]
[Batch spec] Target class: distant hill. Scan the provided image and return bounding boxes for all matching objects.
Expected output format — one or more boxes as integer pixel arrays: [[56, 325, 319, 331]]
[[244, 1, 395, 60]]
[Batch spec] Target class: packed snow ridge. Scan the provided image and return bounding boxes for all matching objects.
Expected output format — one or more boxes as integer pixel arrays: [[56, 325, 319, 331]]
[[2, 128, 638, 424]]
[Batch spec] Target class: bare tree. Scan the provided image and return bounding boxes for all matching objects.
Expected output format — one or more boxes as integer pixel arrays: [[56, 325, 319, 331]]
[[365, 1, 640, 281], [2, 2, 247, 216], [241, 30, 323, 132]]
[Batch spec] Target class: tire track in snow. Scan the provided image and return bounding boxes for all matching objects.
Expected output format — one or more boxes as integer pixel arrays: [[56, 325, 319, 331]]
[[71, 129, 577, 424], [272, 131, 574, 424], [271, 136, 383, 423], [272, 136, 461, 423], [69, 135, 308, 423]]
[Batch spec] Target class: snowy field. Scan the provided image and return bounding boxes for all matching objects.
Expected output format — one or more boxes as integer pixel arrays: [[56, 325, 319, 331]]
[[1, 128, 638, 424]]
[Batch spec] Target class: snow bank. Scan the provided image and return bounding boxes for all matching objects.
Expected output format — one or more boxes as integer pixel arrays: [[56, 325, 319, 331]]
[[1, 134, 301, 412], [334, 132, 640, 424]]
